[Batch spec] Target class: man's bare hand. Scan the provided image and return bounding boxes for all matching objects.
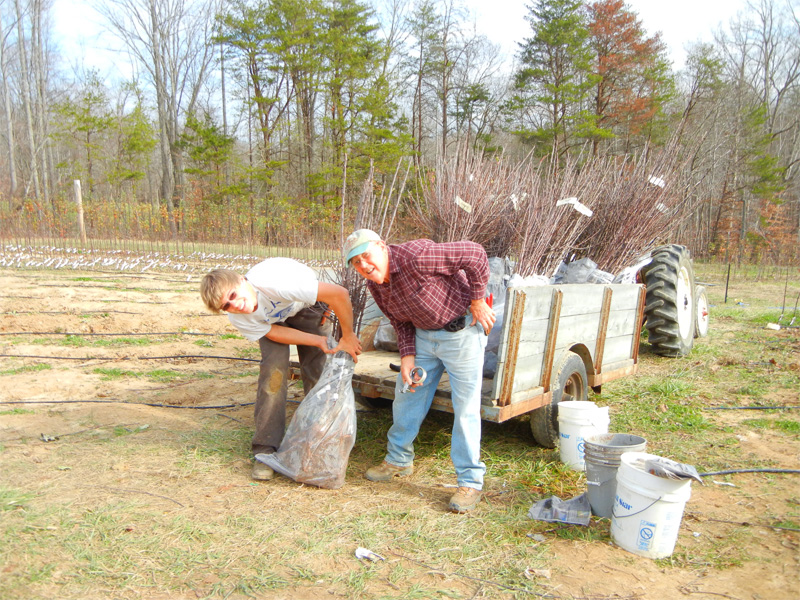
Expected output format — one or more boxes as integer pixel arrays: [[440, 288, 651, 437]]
[[400, 354, 418, 392], [470, 298, 496, 335]]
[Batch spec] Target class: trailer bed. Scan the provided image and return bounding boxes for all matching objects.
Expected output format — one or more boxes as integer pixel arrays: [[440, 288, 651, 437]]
[[292, 283, 646, 424]]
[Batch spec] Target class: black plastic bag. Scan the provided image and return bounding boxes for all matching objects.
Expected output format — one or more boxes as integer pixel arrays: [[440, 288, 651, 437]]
[[256, 351, 356, 489]]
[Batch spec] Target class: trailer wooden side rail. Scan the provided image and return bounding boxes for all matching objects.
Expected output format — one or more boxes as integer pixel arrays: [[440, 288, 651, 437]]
[[292, 283, 645, 427]]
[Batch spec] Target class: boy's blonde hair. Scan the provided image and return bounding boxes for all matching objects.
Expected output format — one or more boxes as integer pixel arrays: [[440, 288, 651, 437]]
[[200, 269, 243, 313]]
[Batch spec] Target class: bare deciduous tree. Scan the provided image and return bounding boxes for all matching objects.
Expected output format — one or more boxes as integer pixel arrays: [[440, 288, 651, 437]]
[[0, 0, 18, 197], [98, 0, 220, 236]]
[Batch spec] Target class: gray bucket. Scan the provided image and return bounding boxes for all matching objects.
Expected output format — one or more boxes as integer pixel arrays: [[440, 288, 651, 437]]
[[584, 433, 647, 518]]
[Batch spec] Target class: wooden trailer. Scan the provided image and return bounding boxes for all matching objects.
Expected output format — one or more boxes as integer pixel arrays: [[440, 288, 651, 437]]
[[298, 282, 646, 447]]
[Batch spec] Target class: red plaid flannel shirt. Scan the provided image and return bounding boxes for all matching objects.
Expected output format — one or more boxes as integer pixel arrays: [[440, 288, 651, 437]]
[[367, 239, 489, 357]]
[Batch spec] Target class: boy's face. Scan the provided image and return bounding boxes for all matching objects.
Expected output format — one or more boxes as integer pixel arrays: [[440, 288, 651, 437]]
[[220, 278, 258, 314]]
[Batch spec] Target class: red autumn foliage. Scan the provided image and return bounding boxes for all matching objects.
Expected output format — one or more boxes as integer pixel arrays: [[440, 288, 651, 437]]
[[588, 0, 669, 147]]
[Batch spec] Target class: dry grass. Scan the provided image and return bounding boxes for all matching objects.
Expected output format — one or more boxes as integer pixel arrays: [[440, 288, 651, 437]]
[[0, 256, 798, 600]]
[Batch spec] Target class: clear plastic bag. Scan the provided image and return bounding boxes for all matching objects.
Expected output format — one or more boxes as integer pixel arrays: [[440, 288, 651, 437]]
[[256, 350, 356, 489], [528, 493, 591, 525]]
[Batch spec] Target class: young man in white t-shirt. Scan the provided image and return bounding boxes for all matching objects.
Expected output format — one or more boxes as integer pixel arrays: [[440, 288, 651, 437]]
[[201, 258, 361, 481]]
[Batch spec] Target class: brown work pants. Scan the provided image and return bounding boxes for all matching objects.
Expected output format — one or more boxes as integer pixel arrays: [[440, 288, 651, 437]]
[[252, 304, 332, 456]]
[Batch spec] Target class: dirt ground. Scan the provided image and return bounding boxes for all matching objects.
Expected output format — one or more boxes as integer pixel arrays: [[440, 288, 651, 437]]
[[1, 266, 799, 600]]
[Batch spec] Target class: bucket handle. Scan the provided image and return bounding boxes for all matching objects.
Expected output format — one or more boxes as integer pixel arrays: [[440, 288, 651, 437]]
[[611, 496, 663, 520]]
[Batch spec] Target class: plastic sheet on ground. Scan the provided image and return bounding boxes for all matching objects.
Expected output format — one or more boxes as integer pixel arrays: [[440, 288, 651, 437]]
[[256, 350, 356, 489], [528, 493, 592, 525]]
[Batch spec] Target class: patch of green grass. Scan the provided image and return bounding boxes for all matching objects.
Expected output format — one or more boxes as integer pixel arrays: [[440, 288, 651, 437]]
[[206, 573, 290, 597], [92, 368, 215, 383], [220, 333, 243, 340], [112, 425, 151, 437], [144, 369, 214, 383], [746, 310, 784, 327], [49, 335, 160, 348], [0, 363, 51, 376], [80, 312, 109, 319], [598, 370, 713, 466], [57, 335, 91, 347], [235, 346, 260, 358], [742, 418, 800, 434], [645, 377, 696, 401], [93, 367, 140, 380], [0, 408, 35, 416], [773, 519, 800, 530], [604, 373, 709, 436], [687, 341, 721, 359], [733, 382, 769, 398], [180, 426, 251, 464], [0, 487, 36, 511], [193, 339, 213, 347], [662, 543, 745, 570], [145, 369, 183, 383], [0, 499, 296, 595], [228, 369, 258, 379], [535, 520, 610, 543], [102, 336, 158, 346]]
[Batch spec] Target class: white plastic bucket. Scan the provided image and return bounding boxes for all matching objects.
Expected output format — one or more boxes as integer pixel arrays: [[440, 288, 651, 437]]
[[610, 452, 693, 559], [557, 401, 610, 470]]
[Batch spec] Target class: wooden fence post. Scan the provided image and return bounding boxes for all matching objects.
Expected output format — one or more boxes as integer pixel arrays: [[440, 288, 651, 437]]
[[74, 180, 87, 244]]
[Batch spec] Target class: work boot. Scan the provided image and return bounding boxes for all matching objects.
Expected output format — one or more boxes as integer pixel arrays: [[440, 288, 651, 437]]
[[252, 461, 274, 481], [448, 487, 482, 513], [365, 460, 413, 482]]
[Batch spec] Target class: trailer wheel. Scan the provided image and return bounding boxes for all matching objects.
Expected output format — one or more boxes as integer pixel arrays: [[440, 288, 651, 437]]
[[641, 245, 696, 357], [530, 351, 588, 448], [694, 285, 709, 338]]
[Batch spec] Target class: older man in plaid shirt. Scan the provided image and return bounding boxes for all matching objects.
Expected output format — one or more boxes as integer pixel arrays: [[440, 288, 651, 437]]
[[344, 229, 496, 513]]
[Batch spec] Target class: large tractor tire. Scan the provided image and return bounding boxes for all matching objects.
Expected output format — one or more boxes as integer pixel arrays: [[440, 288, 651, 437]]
[[530, 351, 588, 448], [641, 245, 696, 357]]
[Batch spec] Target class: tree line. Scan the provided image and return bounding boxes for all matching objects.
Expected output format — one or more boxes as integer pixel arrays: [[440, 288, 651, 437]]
[[1, 0, 798, 266]]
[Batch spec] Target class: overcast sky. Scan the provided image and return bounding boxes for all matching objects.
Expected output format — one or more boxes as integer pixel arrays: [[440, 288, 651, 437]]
[[52, 0, 751, 81]]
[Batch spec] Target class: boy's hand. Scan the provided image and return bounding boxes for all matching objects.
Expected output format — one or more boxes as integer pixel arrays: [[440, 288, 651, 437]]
[[330, 331, 362, 362]]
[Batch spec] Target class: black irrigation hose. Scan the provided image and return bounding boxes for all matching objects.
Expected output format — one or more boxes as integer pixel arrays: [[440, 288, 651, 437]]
[[6, 310, 214, 317], [0, 399, 256, 409], [706, 406, 800, 410], [700, 469, 800, 476], [37, 284, 176, 291], [0, 354, 259, 365], [9, 310, 143, 315], [0, 353, 258, 362], [0, 331, 217, 336]]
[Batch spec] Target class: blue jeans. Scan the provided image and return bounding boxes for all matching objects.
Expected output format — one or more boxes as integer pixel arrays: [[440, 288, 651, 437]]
[[384, 319, 487, 490]]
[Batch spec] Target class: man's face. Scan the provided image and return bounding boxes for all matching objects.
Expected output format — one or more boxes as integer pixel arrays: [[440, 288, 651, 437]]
[[220, 278, 258, 314], [350, 241, 389, 284]]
